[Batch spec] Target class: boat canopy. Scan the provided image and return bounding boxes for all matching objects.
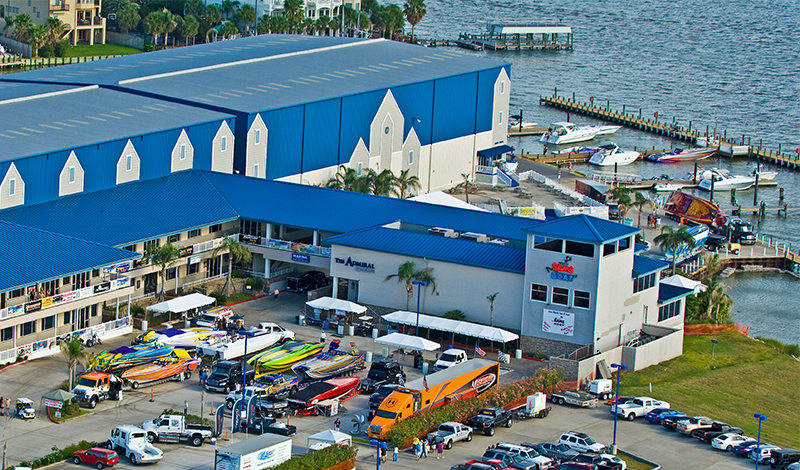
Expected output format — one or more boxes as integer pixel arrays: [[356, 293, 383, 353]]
[[476, 144, 515, 159], [375, 332, 440, 351], [382, 311, 519, 343], [305, 297, 367, 314], [147, 293, 215, 313]]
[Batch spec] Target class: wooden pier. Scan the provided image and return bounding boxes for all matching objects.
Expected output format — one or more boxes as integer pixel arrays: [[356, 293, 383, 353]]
[[540, 93, 800, 171], [457, 24, 573, 52]]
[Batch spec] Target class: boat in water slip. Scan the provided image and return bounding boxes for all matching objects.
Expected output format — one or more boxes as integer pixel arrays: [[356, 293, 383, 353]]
[[645, 147, 716, 163], [588, 143, 639, 166], [698, 168, 778, 191], [540, 122, 622, 145]]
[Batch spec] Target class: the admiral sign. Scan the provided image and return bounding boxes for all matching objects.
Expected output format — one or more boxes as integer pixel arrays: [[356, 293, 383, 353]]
[[472, 373, 497, 393], [335, 256, 375, 273], [542, 309, 575, 336]]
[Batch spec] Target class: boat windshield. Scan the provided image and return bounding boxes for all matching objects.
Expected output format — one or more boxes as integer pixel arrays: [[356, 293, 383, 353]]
[[375, 409, 397, 419]]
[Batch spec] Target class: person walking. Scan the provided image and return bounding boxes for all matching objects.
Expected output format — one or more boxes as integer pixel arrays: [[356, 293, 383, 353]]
[[393, 446, 398, 462], [334, 417, 341, 431], [413, 437, 421, 461], [273, 288, 280, 303], [319, 330, 326, 344], [437, 440, 444, 459], [184, 400, 188, 415], [420, 439, 428, 459]]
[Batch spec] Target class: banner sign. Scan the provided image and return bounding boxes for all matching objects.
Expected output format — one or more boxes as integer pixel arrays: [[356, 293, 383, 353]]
[[25, 300, 42, 313], [214, 404, 225, 437], [93, 282, 112, 294], [291, 253, 310, 263], [542, 309, 575, 336], [13, 277, 131, 318], [247, 396, 257, 427], [44, 399, 63, 409], [231, 399, 242, 432], [188, 255, 201, 265]]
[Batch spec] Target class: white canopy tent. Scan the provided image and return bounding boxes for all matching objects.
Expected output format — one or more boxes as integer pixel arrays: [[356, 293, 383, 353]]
[[146, 293, 216, 313], [306, 297, 368, 314], [661, 274, 707, 294], [307, 429, 352, 449], [382, 311, 519, 343], [375, 332, 440, 352]]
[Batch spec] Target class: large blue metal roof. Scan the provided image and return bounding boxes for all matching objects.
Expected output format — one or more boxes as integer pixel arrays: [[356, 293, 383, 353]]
[[633, 255, 670, 277], [0, 86, 233, 163], [0, 220, 140, 292], [0, 81, 77, 100], [523, 214, 640, 244], [0, 35, 365, 86], [325, 227, 526, 274]]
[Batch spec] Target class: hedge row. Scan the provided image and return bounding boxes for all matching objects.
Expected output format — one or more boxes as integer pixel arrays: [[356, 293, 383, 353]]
[[386, 367, 564, 447], [12, 440, 98, 470], [272, 444, 357, 470]]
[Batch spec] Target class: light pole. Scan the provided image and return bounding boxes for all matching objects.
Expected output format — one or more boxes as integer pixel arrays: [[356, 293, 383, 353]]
[[754, 413, 767, 470], [238, 329, 254, 431], [412, 280, 427, 336], [610, 363, 628, 455], [711, 338, 718, 360], [369, 439, 387, 470]]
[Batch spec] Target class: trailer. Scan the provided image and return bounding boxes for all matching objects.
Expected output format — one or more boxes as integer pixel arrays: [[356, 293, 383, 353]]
[[214, 434, 291, 470], [550, 389, 599, 407]]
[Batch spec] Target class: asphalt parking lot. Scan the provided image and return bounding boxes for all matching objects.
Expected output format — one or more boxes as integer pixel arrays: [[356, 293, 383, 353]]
[[0, 293, 763, 470]]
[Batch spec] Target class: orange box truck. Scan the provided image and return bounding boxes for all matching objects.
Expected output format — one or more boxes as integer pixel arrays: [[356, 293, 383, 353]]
[[367, 359, 499, 440]]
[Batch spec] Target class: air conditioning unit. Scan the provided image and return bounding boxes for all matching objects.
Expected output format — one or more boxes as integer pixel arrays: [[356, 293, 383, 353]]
[[487, 238, 509, 246], [428, 227, 458, 238], [461, 232, 489, 243]]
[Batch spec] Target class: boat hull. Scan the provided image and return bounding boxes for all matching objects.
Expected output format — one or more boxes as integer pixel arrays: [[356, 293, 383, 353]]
[[122, 357, 201, 386], [286, 376, 361, 415], [663, 191, 721, 225], [291, 352, 365, 381], [249, 342, 324, 375], [588, 150, 639, 166], [646, 148, 716, 163]]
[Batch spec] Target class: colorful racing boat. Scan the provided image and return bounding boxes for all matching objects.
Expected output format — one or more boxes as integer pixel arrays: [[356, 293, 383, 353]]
[[92, 345, 175, 372], [645, 147, 716, 163], [286, 376, 361, 415], [291, 341, 365, 382], [663, 190, 725, 226], [121, 349, 201, 388], [135, 328, 227, 348], [248, 341, 324, 375]]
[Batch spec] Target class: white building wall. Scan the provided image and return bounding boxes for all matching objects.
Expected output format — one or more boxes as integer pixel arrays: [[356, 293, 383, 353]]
[[492, 68, 510, 145], [595, 241, 640, 352], [401, 128, 422, 185], [170, 129, 195, 173], [211, 121, 235, 174], [59, 151, 84, 197], [0, 162, 24, 209], [116, 140, 141, 185], [426, 134, 478, 193], [246, 114, 267, 179], [369, 90, 404, 172]]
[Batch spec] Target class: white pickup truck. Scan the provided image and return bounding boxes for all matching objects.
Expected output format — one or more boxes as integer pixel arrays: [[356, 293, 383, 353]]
[[141, 414, 214, 446], [612, 396, 670, 421], [427, 422, 473, 449], [107, 425, 163, 465]]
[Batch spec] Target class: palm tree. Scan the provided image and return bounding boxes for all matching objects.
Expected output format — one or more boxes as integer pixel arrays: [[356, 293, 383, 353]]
[[654, 225, 696, 275], [147, 243, 181, 300], [454, 173, 478, 204], [219, 20, 239, 39], [161, 9, 178, 47], [28, 24, 47, 56], [486, 292, 499, 327], [282, 0, 304, 32], [184, 0, 205, 16], [701, 252, 722, 283], [143, 10, 166, 45], [60, 336, 87, 391], [366, 169, 397, 196], [236, 4, 256, 32], [609, 186, 633, 221], [12, 13, 32, 43], [703, 278, 733, 324], [220, 0, 241, 20], [44, 17, 68, 45], [402, 0, 425, 42], [177, 14, 198, 45], [384, 261, 437, 312], [384, 4, 404, 39], [316, 14, 331, 35], [326, 165, 369, 193], [212, 236, 253, 297], [393, 169, 421, 198], [271, 15, 288, 33], [3, 16, 15, 38], [632, 191, 653, 228], [117, 3, 141, 33]]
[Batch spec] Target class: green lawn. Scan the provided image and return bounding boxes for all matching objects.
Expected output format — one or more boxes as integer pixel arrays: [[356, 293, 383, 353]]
[[225, 293, 254, 304], [617, 451, 657, 470], [620, 334, 800, 449], [63, 44, 141, 57]]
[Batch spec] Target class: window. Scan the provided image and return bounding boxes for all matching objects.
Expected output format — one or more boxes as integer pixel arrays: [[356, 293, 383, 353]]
[[618, 237, 631, 251], [574, 290, 590, 309], [91, 305, 97, 317], [63, 276, 72, 284], [565, 240, 595, 258], [63, 311, 71, 325], [658, 299, 682, 322], [123, 244, 136, 252], [92, 269, 100, 277], [144, 239, 160, 252], [530, 283, 548, 302], [68, 166, 75, 183], [9, 287, 24, 299], [603, 242, 617, 256], [221, 136, 227, 151], [187, 262, 199, 275], [20, 320, 36, 336], [1, 327, 12, 342], [126, 155, 132, 171], [41, 315, 55, 330], [500, 81, 505, 94], [210, 224, 222, 233], [534, 237, 563, 253], [552, 287, 569, 306], [253, 164, 259, 178], [498, 111, 503, 125], [188, 229, 201, 238], [634, 273, 657, 293], [9, 178, 15, 196], [180, 144, 186, 160], [168, 233, 180, 243], [357, 162, 362, 177], [166, 267, 177, 281], [408, 150, 413, 165], [255, 129, 261, 144]]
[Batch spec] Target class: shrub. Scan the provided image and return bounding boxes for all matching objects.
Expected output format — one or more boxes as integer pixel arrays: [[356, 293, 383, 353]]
[[130, 305, 146, 317], [246, 277, 264, 291], [38, 44, 54, 58], [231, 269, 247, 278], [144, 42, 156, 52], [54, 39, 70, 57], [443, 309, 466, 321], [271, 444, 357, 470], [15, 440, 97, 469], [210, 291, 227, 305]]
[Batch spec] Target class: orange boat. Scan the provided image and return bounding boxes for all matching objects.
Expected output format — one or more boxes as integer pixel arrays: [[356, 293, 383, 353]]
[[663, 191, 726, 226], [121, 349, 201, 389]]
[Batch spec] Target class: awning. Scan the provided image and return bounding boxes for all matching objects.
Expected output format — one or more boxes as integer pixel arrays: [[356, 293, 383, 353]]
[[477, 144, 515, 158], [382, 311, 519, 343], [146, 293, 216, 313], [307, 429, 352, 448], [41, 389, 76, 402], [306, 297, 367, 314], [661, 274, 707, 293], [375, 333, 440, 351]]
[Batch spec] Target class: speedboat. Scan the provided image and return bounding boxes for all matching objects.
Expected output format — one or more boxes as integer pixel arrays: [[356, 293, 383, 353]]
[[134, 328, 226, 348], [291, 342, 365, 381], [651, 183, 684, 192], [286, 376, 361, 415], [197, 322, 295, 361], [588, 143, 639, 166], [248, 341, 324, 375], [665, 225, 710, 259], [121, 349, 201, 388], [698, 168, 760, 191], [92, 345, 175, 372], [540, 122, 621, 145], [552, 145, 601, 155], [646, 148, 716, 163]]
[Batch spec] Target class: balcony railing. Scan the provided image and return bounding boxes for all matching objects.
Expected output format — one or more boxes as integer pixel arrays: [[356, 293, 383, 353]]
[[0, 277, 132, 321], [237, 233, 332, 258]]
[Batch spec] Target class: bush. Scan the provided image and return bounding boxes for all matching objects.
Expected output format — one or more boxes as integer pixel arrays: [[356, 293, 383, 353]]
[[755, 336, 800, 357], [144, 42, 156, 52], [385, 367, 564, 447], [231, 269, 247, 279], [130, 305, 146, 317], [54, 39, 70, 57], [16, 440, 97, 469], [271, 444, 357, 470], [210, 291, 227, 305], [246, 277, 264, 291], [443, 309, 466, 321], [38, 44, 54, 58]]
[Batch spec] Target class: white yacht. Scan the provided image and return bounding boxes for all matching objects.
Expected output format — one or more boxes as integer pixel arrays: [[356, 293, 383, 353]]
[[588, 143, 640, 166], [698, 168, 762, 191], [540, 122, 622, 145]]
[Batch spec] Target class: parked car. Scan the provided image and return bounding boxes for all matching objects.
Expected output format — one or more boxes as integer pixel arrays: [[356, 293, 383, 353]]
[[427, 422, 473, 449], [599, 454, 626, 470], [481, 449, 539, 470], [731, 440, 760, 457], [769, 449, 800, 469], [787, 463, 800, 470], [749, 445, 781, 464], [433, 349, 468, 371], [691, 422, 743, 442], [605, 396, 634, 406], [106, 425, 163, 465], [711, 433, 752, 451], [612, 397, 670, 421], [676, 416, 713, 435], [467, 407, 513, 436], [557, 463, 596, 470], [361, 360, 405, 393], [495, 443, 555, 469], [644, 408, 686, 424], [452, 463, 496, 470], [522, 443, 579, 464], [559, 432, 606, 454], [286, 271, 329, 293], [72, 448, 119, 469], [660, 415, 685, 431]]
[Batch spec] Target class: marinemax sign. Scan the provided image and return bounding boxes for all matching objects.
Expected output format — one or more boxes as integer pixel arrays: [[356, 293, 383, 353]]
[[335, 256, 375, 273]]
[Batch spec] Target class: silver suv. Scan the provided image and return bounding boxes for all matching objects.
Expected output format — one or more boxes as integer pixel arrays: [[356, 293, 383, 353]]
[[558, 431, 607, 454]]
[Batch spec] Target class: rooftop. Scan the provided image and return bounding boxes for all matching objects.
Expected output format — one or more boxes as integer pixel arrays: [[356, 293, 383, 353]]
[[658, 283, 695, 304], [524, 213, 640, 244], [633, 255, 670, 277], [0, 81, 77, 101]]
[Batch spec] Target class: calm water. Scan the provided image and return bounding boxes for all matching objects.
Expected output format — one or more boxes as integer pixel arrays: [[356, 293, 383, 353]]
[[413, 0, 800, 342]]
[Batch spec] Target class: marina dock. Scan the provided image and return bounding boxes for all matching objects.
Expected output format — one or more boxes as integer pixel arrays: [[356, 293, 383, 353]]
[[457, 24, 573, 51], [540, 92, 800, 171]]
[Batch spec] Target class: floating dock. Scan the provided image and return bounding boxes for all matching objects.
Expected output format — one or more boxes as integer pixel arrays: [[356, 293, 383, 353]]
[[458, 24, 573, 51]]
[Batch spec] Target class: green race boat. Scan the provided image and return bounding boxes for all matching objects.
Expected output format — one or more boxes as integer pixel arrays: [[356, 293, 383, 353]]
[[248, 341, 324, 376]]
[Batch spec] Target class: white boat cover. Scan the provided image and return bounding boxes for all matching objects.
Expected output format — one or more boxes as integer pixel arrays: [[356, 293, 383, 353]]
[[306, 297, 368, 314], [410, 191, 488, 212], [307, 429, 352, 448], [146, 293, 216, 313], [375, 333, 440, 352], [661, 275, 707, 293], [382, 311, 519, 343]]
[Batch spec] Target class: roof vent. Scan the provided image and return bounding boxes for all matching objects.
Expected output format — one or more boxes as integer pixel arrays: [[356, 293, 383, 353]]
[[461, 232, 489, 243], [428, 227, 459, 238], [487, 238, 509, 246]]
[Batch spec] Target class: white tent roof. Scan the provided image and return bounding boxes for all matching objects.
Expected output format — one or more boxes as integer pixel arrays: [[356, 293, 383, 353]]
[[306, 297, 367, 314], [146, 293, 216, 313], [410, 191, 488, 211], [661, 275, 707, 293], [382, 311, 519, 343], [307, 429, 352, 448], [375, 332, 440, 351]]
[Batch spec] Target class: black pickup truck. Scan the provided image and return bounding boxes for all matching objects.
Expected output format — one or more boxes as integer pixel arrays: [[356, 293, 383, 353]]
[[691, 422, 743, 442], [204, 360, 256, 393], [247, 415, 297, 436], [360, 360, 405, 393], [466, 407, 513, 436]]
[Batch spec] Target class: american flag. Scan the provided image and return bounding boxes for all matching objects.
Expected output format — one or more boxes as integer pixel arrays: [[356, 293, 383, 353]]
[[475, 344, 486, 357], [423, 375, 429, 392], [498, 351, 508, 363]]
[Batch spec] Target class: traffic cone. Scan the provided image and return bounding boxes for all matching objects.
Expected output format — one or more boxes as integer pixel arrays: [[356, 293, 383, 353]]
[[225, 428, 229, 441], [150, 389, 154, 402]]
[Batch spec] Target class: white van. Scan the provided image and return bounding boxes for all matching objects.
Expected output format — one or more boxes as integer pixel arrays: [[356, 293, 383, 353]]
[[196, 307, 233, 328], [433, 349, 468, 371]]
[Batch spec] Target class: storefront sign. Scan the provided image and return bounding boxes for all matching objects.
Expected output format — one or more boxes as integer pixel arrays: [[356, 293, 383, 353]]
[[334, 256, 375, 273], [542, 309, 574, 336], [188, 255, 201, 265], [93, 282, 111, 294], [44, 399, 62, 409], [291, 253, 310, 263], [180, 246, 194, 257], [546, 261, 576, 281]]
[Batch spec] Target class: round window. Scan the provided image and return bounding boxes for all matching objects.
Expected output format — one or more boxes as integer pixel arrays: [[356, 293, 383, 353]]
[[384, 126, 390, 134]]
